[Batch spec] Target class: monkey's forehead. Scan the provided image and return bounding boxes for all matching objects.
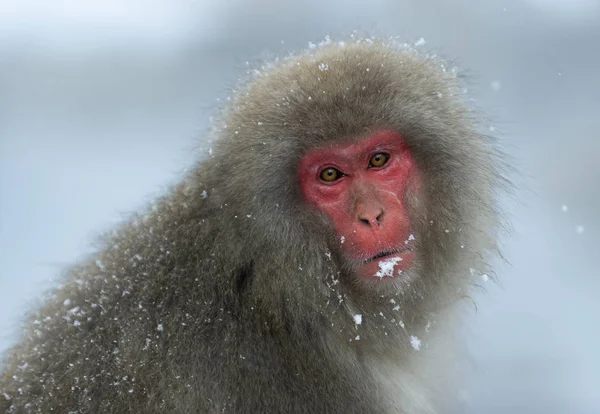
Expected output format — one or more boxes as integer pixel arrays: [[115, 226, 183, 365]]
[[221, 40, 468, 152], [256, 40, 456, 98], [252, 44, 444, 97]]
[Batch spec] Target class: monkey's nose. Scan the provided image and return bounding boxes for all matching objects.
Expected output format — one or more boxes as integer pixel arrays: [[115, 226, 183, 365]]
[[358, 209, 384, 227]]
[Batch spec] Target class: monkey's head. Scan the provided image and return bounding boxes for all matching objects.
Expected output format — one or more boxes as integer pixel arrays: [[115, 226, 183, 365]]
[[204, 39, 504, 347]]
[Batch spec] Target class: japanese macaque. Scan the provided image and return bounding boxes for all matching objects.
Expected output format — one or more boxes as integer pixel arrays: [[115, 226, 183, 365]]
[[0, 38, 506, 413]]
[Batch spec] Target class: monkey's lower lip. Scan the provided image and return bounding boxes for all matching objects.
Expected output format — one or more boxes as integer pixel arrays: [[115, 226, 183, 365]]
[[357, 250, 415, 280]]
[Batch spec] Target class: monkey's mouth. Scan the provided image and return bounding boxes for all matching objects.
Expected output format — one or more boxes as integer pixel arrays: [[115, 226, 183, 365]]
[[363, 248, 410, 264], [356, 247, 415, 280]]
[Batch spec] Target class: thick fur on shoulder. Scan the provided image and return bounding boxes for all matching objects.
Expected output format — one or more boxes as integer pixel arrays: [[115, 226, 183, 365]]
[[1, 38, 506, 413]]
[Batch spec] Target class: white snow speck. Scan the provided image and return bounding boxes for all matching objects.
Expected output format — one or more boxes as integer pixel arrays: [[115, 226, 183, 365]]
[[410, 335, 421, 351], [208, 148, 213, 155], [340, 236, 345, 244], [113, 347, 120, 355], [257, 121, 263, 126], [157, 324, 164, 332], [561, 204, 568, 212], [353, 314, 362, 325], [201, 190, 208, 199], [325, 252, 332, 260], [318, 63, 329, 71], [415, 38, 426, 46], [355, 335, 360, 341], [481, 274, 489, 282], [63, 299, 72, 307], [375, 257, 402, 278], [95, 260, 105, 271], [576, 225, 585, 234], [490, 80, 502, 91], [308, 41, 317, 49], [67, 306, 80, 315], [393, 305, 400, 311]]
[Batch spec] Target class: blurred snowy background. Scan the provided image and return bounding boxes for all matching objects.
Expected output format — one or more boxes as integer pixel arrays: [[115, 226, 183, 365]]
[[1, 0, 599, 412]]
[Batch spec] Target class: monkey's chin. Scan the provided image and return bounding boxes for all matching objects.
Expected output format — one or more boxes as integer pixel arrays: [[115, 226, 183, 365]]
[[356, 251, 415, 280]]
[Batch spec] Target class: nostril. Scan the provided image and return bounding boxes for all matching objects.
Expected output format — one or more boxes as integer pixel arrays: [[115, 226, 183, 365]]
[[359, 217, 371, 226]]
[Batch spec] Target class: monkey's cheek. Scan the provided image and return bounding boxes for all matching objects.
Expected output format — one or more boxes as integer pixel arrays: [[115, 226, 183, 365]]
[[356, 251, 415, 280]]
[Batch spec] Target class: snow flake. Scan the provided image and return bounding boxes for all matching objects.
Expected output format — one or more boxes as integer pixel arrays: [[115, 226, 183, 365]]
[[375, 257, 402, 278], [95, 260, 105, 271], [410, 335, 421, 351]]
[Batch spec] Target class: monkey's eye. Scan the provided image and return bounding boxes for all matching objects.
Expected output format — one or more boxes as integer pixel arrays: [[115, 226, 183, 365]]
[[319, 168, 342, 182], [368, 153, 389, 168]]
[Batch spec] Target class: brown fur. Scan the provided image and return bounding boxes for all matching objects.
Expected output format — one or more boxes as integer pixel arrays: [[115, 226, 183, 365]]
[[0, 38, 507, 413]]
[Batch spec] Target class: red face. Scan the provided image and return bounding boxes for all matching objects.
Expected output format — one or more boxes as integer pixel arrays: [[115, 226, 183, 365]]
[[299, 131, 419, 280]]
